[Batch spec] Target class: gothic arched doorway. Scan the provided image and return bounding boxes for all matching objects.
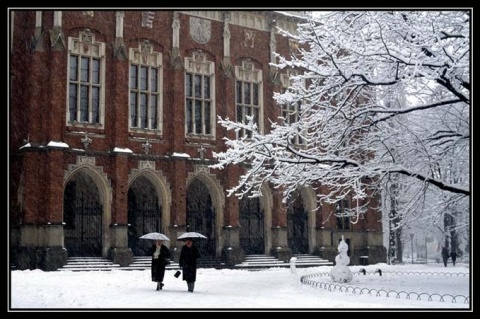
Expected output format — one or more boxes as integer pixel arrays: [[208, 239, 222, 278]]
[[128, 175, 162, 256], [239, 197, 264, 254], [64, 171, 103, 257], [186, 179, 215, 257], [287, 193, 309, 254]]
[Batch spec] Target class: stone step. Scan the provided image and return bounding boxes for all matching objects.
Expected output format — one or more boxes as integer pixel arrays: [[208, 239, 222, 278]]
[[244, 258, 281, 262], [242, 260, 286, 264], [235, 254, 286, 269], [235, 254, 333, 269], [57, 253, 333, 271], [58, 256, 180, 272], [294, 254, 324, 259]]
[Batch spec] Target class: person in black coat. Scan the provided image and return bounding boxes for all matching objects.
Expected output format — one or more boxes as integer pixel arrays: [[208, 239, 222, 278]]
[[149, 240, 171, 290], [441, 246, 449, 267], [450, 250, 457, 266], [179, 238, 201, 292]]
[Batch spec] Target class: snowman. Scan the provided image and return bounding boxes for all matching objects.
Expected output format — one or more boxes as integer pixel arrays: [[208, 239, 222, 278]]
[[330, 235, 353, 283]]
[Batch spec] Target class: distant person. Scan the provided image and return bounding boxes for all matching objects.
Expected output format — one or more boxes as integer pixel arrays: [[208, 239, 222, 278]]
[[149, 240, 171, 290], [441, 246, 449, 267], [179, 238, 201, 292], [450, 251, 457, 266]]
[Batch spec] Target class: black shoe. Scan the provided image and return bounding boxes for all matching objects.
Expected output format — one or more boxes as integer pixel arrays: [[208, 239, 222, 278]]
[[160, 283, 164, 290], [156, 282, 161, 290]]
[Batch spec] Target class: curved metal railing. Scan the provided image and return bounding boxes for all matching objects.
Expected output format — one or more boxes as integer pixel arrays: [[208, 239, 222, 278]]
[[300, 270, 470, 304]]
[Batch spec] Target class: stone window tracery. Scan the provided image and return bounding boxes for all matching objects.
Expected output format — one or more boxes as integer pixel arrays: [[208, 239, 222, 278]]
[[184, 51, 215, 138], [67, 30, 105, 127], [129, 41, 163, 133], [235, 60, 263, 138]]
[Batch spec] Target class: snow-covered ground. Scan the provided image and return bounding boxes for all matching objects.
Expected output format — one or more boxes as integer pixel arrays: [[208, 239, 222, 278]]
[[9, 262, 471, 311]]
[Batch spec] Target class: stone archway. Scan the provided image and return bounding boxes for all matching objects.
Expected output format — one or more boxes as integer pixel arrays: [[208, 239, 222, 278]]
[[186, 178, 215, 257], [239, 196, 264, 254], [238, 184, 273, 255], [127, 175, 161, 256], [287, 190, 308, 254], [63, 156, 112, 257], [127, 162, 172, 256], [286, 187, 317, 254], [64, 171, 103, 256], [186, 165, 225, 257]]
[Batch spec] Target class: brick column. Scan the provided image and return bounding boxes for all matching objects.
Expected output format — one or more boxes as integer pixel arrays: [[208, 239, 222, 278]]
[[107, 22, 132, 266], [168, 156, 187, 262], [108, 153, 132, 266], [163, 41, 188, 262], [15, 17, 69, 271], [108, 42, 129, 149], [19, 24, 48, 225], [218, 53, 244, 265], [271, 189, 291, 261]]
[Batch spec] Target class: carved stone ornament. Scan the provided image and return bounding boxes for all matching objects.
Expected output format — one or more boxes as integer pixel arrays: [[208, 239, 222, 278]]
[[142, 11, 155, 28], [189, 17, 211, 44], [142, 138, 152, 155], [81, 133, 92, 150], [289, 38, 299, 53], [77, 156, 96, 166], [139, 160, 155, 170], [244, 30, 255, 48]]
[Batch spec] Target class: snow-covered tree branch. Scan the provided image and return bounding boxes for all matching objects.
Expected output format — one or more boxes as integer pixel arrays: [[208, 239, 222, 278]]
[[211, 11, 470, 221]]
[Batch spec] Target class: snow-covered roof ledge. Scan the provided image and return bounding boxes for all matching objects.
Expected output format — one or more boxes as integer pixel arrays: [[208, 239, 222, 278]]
[[273, 11, 309, 19], [19, 143, 32, 150], [47, 141, 69, 148], [112, 147, 133, 154], [171, 152, 190, 158]]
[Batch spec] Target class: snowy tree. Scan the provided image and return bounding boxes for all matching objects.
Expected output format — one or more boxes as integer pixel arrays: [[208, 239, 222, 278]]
[[211, 11, 470, 231]]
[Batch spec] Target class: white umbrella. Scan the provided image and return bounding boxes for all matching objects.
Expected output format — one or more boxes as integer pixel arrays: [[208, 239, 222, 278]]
[[139, 232, 170, 241], [177, 232, 207, 241]]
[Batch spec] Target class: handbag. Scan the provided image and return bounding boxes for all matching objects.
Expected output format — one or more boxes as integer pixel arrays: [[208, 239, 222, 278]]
[[174, 270, 181, 278]]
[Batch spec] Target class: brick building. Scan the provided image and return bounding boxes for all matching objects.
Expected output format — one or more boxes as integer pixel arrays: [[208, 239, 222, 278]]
[[9, 10, 386, 271]]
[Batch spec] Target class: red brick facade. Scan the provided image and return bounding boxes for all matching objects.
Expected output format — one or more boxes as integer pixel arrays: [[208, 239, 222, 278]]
[[9, 10, 386, 270]]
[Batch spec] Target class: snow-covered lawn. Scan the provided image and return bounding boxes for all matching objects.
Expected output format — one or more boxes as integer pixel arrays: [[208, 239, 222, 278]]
[[10, 263, 470, 311]]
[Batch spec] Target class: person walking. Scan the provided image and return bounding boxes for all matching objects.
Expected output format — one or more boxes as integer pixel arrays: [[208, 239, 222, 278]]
[[149, 240, 171, 290], [441, 246, 449, 267], [179, 238, 201, 292], [450, 250, 457, 266]]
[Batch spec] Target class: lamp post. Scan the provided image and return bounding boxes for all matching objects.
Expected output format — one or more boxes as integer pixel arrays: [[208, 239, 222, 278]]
[[410, 233, 414, 264]]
